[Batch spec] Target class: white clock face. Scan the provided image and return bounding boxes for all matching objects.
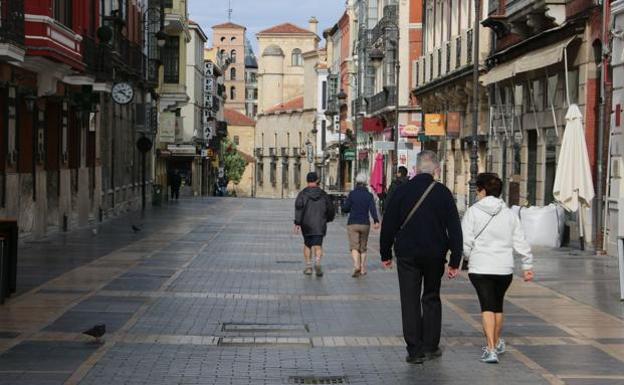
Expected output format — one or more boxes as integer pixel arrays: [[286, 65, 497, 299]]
[[111, 82, 134, 105]]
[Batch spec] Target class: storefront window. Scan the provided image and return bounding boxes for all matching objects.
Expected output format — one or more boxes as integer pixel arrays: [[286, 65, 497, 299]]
[[544, 128, 557, 204]]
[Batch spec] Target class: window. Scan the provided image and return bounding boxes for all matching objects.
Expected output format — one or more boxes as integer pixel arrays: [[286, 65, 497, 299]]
[[253, 89, 258, 99], [230, 68, 237, 80], [163, 36, 180, 83], [231, 37, 236, 42], [220, 37, 226, 42], [270, 161, 277, 186], [230, 49, 237, 63], [257, 161, 264, 186], [163, 0, 173, 7], [233, 135, 239, 145], [322, 81, 327, 109], [54, 0, 73, 27], [292, 48, 303, 66], [567, 68, 579, 105], [294, 162, 301, 189], [230, 86, 236, 100]]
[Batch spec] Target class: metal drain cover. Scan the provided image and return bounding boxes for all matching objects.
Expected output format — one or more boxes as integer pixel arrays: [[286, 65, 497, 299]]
[[222, 323, 309, 333], [288, 376, 349, 384], [275, 260, 300, 264]]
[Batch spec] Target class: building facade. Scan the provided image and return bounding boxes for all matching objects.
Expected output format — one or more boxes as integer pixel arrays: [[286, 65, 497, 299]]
[[413, 0, 490, 212], [204, 48, 228, 196], [0, 0, 153, 237], [606, 0, 624, 255], [255, 20, 320, 198], [479, 0, 605, 245], [212, 22, 246, 114]]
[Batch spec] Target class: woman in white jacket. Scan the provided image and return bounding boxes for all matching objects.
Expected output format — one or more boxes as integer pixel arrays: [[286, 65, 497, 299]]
[[461, 173, 534, 364]]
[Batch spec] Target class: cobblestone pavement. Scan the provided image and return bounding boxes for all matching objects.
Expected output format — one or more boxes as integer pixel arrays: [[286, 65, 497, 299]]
[[2, 198, 624, 385]]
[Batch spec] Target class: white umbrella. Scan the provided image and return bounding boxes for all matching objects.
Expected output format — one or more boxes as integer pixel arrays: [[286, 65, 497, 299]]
[[553, 104, 595, 249]]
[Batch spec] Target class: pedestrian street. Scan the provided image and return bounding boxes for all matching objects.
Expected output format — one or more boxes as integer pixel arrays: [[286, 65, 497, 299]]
[[1, 198, 624, 385]]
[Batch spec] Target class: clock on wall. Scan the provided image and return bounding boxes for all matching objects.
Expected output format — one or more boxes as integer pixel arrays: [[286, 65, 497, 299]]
[[111, 82, 134, 105]]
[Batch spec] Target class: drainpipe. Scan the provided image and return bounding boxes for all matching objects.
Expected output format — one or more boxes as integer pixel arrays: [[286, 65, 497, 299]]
[[596, 0, 611, 251]]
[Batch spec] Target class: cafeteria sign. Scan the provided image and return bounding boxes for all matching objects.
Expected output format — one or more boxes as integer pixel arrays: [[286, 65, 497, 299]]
[[400, 124, 420, 137]]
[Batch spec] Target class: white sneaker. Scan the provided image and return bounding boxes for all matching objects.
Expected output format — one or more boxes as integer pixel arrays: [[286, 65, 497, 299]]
[[480, 348, 499, 364], [495, 339, 506, 355]]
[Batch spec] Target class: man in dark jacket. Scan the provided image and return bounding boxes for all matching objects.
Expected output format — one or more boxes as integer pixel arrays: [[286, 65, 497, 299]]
[[380, 151, 462, 364], [170, 170, 182, 200], [294, 172, 335, 277], [383, 166, 409, 211]]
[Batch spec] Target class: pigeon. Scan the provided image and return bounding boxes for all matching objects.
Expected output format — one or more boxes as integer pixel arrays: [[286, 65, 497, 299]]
[[131, 225, 142, 233], [83, 324, 106, 343]]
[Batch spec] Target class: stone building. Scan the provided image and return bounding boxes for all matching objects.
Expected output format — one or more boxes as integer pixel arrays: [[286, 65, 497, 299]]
[[254, 20, 321, 198], [212, 22, 246, 114]]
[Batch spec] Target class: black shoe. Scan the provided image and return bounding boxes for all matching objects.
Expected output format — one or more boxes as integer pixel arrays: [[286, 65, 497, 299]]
[[405, 354, 425, 364], [424, 348, 443, 361]]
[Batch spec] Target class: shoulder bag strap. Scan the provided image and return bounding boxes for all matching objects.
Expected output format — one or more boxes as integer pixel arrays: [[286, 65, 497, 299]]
[[399, 181, 437, 231], [474, 212, 498, 240]]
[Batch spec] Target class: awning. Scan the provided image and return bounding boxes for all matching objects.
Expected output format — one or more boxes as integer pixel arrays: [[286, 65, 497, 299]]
[[480, 36, 577, 86]]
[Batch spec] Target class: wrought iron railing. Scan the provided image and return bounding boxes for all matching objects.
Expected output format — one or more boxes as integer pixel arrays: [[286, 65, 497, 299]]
[[446, 41, 452, 74], [455, 35, 461, 69], [367, 87, 396, 115], [0, 0, 24, 47]]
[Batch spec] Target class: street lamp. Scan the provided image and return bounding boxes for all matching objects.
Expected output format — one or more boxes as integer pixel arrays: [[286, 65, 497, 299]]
[[469, 0, 481, 204], [156, 30, 167, 48], [368, 26, 401, 174]]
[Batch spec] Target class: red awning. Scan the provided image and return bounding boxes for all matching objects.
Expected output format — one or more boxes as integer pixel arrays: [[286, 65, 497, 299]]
[[362, 117, 385, 133]]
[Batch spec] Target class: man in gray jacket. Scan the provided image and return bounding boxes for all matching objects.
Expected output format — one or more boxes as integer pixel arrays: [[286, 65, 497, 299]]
[[294, 172, 335, 277]]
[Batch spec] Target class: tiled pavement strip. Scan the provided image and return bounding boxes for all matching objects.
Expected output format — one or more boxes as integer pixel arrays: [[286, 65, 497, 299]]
[[0, 199, 624, 384]]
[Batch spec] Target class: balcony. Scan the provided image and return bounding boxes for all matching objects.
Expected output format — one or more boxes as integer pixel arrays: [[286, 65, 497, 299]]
[[0, 0, 25, 62], [110, 36, 146, 79], [291, 147, 301, 157], [352, 97, 366, 116], [413, 29, 474, 89], [255, 148, 263, 158], [281, 147, 289, 157], [367, 87, 397, 116], [269, 147, 277, 158], [369, 4, 398, 45]]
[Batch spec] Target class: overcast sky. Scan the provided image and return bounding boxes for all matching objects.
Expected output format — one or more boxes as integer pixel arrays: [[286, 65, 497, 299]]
[[188, 0, 346, 53]]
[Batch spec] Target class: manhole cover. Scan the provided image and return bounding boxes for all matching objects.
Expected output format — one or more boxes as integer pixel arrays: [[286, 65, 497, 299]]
[[222, 323, 309, 333], [289, 376, 349, 384]]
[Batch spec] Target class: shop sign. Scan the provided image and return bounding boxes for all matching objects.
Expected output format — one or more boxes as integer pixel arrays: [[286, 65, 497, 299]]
[[400, 124, 420, 137], [167, 145, 196, 156], [343, 149, 356, 161], [159, 112, 176, 143], [424, 114, 446, 136], [446, 112, 461, 137], [362, 117, 384, 133]]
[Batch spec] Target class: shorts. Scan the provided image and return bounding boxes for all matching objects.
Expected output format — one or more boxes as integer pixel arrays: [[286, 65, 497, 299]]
[[347, 224, 371, 253], [469, 273, 513, 313], [303, 235, 324, 248]]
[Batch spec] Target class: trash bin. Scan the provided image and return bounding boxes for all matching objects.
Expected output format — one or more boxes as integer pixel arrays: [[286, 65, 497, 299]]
[[152, 184, 162, 206], [0, 218, 18, 303]]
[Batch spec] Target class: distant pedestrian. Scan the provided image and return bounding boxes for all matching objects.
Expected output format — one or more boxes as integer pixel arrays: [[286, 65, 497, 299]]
[[294, 172, 336, 277], [384, 166, 409, 211], [170, 169, 182, 200], [462, 173, 534, 364], [342, 173, 380, 278], [380, 151, 463, 364]]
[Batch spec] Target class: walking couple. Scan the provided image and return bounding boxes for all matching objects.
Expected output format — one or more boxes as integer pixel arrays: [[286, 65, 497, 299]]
[[294, 171, 380, 279], [381, 150, 534, 364]]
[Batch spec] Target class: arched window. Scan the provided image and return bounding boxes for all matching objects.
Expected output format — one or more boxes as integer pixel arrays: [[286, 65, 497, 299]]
[[230, 67, 236, 80], [230, 86, 236, 100], [230, 49, 237, 63], [291, 48, 303, 66], [220, 37, 226, 42], [231, 36, 236, 42]]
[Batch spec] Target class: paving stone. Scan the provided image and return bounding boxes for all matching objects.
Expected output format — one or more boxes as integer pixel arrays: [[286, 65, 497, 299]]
[[516, 345, 624, 376]]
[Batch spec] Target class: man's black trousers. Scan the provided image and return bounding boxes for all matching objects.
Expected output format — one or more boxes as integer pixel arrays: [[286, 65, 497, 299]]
[[396, 256, 445, 357]]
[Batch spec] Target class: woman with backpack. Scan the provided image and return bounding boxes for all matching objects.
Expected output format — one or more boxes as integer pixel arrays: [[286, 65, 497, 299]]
[[461, 173, 534, 364]]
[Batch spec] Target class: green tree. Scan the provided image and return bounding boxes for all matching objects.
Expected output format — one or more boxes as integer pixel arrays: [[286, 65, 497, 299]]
[[223, 138, 247, 185]]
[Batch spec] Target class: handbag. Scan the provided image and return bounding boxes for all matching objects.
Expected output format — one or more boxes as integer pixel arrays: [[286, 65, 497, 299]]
[[399, 181, 437, 231]]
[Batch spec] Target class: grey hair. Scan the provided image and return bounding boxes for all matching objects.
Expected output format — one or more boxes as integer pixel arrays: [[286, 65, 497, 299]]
[[355, 172, 368, 185], [416, 150, 440, 175]]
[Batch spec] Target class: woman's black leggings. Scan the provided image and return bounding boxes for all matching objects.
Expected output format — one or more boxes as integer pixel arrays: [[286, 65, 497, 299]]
[[469, 273, 513, 313]]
